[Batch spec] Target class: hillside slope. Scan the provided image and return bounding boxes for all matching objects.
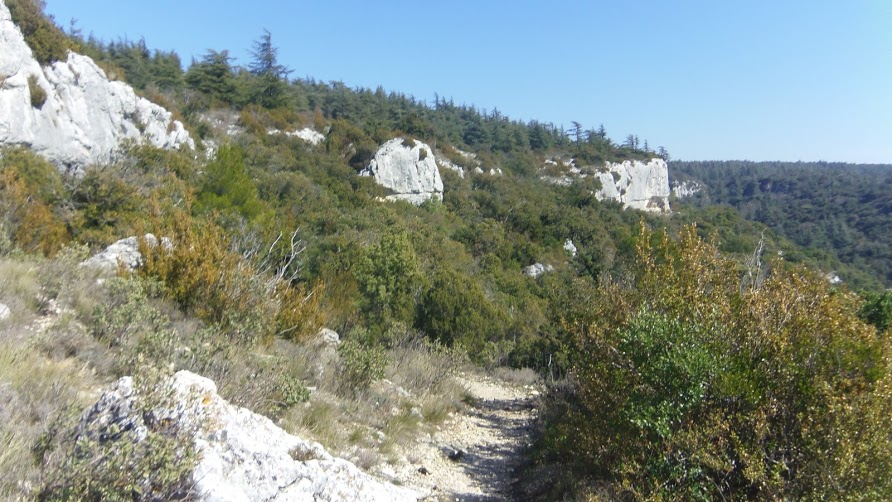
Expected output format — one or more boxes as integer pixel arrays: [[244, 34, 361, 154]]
[[672, 160, 892, 290]]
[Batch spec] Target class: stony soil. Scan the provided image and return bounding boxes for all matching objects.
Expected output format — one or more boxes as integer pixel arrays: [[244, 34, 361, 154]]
[[385, 373, 540, 501]]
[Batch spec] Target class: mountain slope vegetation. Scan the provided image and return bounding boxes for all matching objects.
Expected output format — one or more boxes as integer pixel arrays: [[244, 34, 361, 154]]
[[1, 2, 891, 499]]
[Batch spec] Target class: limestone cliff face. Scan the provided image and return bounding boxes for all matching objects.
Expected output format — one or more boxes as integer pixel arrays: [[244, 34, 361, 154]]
[[360, 138, 443, 205], [0, 0, 193, 173], [671, 179, 702, 199], [593, 158, 671, 213]]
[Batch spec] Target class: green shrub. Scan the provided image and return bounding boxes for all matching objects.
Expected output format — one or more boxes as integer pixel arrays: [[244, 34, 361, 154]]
[[27, 74, 47, 108], [537, 225, 892, 499], [278, 374, 311, 407], [354, 232, 423, 334], [338, 339, 388, 394], [416, 267, 506, 359], [860, 290, 892, 334], [196, 144, 271, 224], [0, 153, 70, 255], [37, 243, 89, 306]]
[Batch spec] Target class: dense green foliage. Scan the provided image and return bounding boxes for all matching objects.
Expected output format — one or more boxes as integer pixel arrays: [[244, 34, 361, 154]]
[[672, 160, 892, 290], [534, 226, 892, 499]]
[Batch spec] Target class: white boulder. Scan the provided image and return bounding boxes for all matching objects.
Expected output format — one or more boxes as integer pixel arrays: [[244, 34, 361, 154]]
[[267, 127, 326, 146], [563, 239, 578, 257], [81, 234, 169, 271], [317, 328, 341, 346], [0, 302, 9, 321], [360, 138, 443, 205], [523, 263, 554, 278], [0, 1, 194, 173], [79, 371, 419, 502], [593, 158, 671, 213], [436, 157, 465, 178], [288, 127, 325, 145]]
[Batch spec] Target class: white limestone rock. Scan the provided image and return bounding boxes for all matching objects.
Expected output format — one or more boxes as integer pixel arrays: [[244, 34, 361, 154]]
[[360, 138, 443, 205], [317, 328, 341, 346], [593, 158, 671, 213], [523, 263, 554, 278], [563, 239, 578, 257], [81, 234, 169, 271], [436, 157, 465, 178], [671, 180, 702, 198], [80, 371, 419, 502], [0, 302, 9, 321], [288, 127, 325, 145], [0, 0, 194, 174], [267, 127, 326, 146]]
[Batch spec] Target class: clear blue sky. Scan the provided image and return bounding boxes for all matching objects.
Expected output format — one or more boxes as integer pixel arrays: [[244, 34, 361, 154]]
[[44, 1, 892, 163]]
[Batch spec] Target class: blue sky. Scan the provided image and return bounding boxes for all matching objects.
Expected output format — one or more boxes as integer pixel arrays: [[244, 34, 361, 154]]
[[44, 1, 892, 163]]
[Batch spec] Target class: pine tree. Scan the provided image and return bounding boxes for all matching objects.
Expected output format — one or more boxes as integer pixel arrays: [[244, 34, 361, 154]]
[[185, 50, 237, 105], [248, 29, 293, 109]]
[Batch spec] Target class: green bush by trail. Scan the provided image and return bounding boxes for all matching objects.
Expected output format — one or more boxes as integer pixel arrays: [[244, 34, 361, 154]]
[[535, 225, 892, 499]]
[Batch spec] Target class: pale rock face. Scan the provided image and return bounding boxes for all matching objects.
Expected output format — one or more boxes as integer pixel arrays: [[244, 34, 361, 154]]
[[563, 239, 578, 257], [288, 127, 325, 145], [360, 138, 443, 205], [671, 180, 702, 198], [523, 263, 554, 278], [317, 328, 341, 346], [0, 302, 9, 321], [436, 157, 465, 178], [80, 371, 419, 502], [267, 127, 326, 146], [0, 1, 194, 173], [81, 234, 170, 271], [593, 159, 671, 213]]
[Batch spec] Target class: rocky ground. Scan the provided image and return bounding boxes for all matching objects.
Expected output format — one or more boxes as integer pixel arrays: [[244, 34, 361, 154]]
[[383, 373, 541, 501]]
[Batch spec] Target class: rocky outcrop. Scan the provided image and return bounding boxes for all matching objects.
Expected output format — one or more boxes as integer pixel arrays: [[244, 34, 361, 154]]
[[523, 263, 554, 278], [593, 159, 671, 213], [563, 239, 578, 257], [80, 371, 419, 502], [268, 127, 326, 146], [0, 302, 9, 321], [436, 157, 465, 178], [671, 180, 702, 199], [0, 1, 193, 173], [81, 234, 169, 271], [360, 138, 443, 205], [317, 328, 341, 346]]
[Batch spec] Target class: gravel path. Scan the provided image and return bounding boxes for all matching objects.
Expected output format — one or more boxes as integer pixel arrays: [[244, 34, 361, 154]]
[[389, 373, 540, 501]]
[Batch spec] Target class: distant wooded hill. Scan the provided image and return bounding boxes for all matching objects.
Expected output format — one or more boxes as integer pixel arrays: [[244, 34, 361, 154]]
[[671, 160, 892, 291]]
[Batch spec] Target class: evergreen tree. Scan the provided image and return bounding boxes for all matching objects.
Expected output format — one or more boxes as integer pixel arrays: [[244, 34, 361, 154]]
[[248, 29, 293, 109], [571, 121, 584, 145], [185, 50, 237, 105]]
